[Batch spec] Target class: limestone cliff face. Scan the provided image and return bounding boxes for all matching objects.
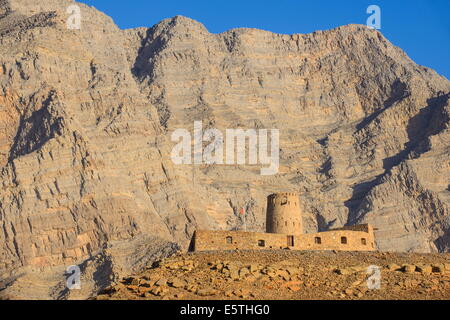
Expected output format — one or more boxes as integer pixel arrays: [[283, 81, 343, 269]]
[[0, 0, 449, 287]]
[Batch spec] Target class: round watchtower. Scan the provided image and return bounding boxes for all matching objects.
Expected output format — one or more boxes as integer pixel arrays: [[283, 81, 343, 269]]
[[266, 192, 303, 235]]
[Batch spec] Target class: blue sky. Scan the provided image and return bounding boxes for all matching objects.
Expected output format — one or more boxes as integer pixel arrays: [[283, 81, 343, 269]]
[[77, 0, 449, 79]]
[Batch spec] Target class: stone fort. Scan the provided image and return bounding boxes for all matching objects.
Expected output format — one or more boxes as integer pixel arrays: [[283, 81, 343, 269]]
[[190, 192, 375, 252]]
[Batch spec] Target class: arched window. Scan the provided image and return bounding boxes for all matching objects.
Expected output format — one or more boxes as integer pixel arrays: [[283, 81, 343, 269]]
[[314, 237, 321, 244], [361, 238, 367, 245], [226, 236, 233, 244], [258, 240, 265, 247], [341, 236, 347, 244]]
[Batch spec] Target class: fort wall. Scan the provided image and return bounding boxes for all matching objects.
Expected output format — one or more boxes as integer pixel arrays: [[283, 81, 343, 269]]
[[192, 224, 375, 252], [191, 192, 376, 253]]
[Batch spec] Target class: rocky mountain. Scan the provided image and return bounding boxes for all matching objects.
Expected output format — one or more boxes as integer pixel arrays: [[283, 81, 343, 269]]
[[94, 250, 450, 301], [0, 0, 449, 298]]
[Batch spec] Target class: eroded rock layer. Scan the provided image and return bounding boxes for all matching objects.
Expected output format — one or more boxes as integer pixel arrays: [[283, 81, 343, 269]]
[[0, 0, 449, 297]]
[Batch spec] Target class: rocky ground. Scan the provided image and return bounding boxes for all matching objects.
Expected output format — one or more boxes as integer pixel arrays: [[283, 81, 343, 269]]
[[1, 0, 449, 299], [93, 250, 450, 300]]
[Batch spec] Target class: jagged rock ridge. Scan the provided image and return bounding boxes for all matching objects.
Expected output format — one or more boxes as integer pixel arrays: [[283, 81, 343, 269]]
[[0, 0, 449, 298]]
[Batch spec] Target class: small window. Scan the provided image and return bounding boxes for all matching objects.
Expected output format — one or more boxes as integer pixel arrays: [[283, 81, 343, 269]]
[[258, 240, 265, 247], [361, 238, 367, 245], [341, 236, 347, 244], [285, 221, 287, 226], [226, 236, 232, 244], [314, 237, 321, 244]]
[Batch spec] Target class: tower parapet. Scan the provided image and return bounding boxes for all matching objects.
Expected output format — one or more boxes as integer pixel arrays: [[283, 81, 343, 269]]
[[266, 192, 303, 235]]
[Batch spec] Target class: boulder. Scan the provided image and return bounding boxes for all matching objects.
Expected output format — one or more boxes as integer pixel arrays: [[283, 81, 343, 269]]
[[401, 264, 416, 273], [168, 277, 186, 288], [196, 288, 218, 296]]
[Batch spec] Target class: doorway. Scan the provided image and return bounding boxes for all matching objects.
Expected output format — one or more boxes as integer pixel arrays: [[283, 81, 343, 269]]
[[287, 235, 294, 247]]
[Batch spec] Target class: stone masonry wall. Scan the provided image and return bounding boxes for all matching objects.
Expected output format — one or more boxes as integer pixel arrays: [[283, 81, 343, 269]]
[[266, 193, 303, 235], [192, 224, 375, 252]]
